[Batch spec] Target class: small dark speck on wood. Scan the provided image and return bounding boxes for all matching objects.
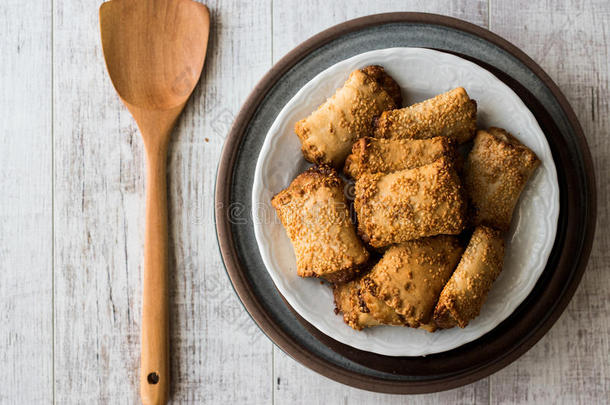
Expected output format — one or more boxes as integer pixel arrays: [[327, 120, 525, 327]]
[[591, 87, 596, 121], [276, 377, 280, 390]]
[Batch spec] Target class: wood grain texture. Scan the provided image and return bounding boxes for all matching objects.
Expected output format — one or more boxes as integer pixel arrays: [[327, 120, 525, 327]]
[[274, 349, 490, 404], [53, 0, 143, 402], [53, 0, 271, 403], [165, 1, 273, 403], [272, 1, 491, 404], [100, 3, 210, 402], [489, 1, 610, 403], [1, 0, 609, 403], [0, 1, 53, 404], [272, 0, 489, 61]]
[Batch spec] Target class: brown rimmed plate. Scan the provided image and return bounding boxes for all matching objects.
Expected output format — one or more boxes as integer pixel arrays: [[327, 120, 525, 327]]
[[214, 13, 596, 393]]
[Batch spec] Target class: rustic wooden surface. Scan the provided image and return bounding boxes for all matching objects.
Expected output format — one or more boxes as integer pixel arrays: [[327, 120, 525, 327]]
[[0, 1, 53, 404], [0, 0, 607, 404]]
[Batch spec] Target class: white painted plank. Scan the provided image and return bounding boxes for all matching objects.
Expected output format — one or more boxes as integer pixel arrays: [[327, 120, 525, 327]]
[[274, 349, 489, 405], [1, 0, 607, 404], [488, 1, 610, 404], [53, 0, 143, 402], [166, 0, 273, 403], [53, 0, 272, 403], [271, 1, 490, 403], [0, 1, 53, 404], [272, 0, 489, 61]]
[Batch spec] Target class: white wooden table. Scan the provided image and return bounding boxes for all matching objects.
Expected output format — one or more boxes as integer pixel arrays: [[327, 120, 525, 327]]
[[1, 1, 608, 404]]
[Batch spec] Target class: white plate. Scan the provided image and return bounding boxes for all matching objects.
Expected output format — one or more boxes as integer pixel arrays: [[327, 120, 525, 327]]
[[251, 48, 559, 356]]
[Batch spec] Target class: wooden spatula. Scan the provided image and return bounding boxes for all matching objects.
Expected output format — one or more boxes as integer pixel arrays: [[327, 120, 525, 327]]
[[99, 1, 210, 404]]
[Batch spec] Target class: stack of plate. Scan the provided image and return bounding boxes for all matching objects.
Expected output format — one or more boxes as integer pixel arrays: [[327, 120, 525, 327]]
[[215, 13, 596, 394]]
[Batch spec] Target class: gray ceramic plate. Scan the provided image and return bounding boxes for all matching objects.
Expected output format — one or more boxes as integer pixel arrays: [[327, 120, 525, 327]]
[[215, 13, 596, 393]]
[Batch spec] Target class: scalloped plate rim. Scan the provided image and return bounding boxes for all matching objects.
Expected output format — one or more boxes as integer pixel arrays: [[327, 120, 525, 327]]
[[251, 47, 559, 356]]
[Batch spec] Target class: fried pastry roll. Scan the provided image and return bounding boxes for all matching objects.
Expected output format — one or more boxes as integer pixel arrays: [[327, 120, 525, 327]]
[[464, 127, 541, 231], [434, 226, 505, 328], [363, 236, 464, 328], [344, 136, 454, 179], [272, 165, 369, 283], [373, 87, 477, 144], [333, 279, 381, 330], [295, 65, 402, 168], [354, 157, 467, 248], [359, 281, 406, 326]]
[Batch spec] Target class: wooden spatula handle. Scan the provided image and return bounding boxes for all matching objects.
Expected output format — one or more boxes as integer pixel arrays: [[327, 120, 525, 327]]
[[141, 139, 170, 405]]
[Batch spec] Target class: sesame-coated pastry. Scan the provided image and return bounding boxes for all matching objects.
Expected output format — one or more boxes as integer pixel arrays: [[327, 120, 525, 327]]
[[434, 226, 505, 329], [373, 87, 477, 144], [360, 65, 403, 107], [332, 278, 382, 330], [344, 136, 455, 179], [464, 127, 541, 231], [354, 157, 467, 248], [295, 66, 401, 168], [363, 236, 464, 328], [359, 278, 406, 327], [271, 165, 369, 283]]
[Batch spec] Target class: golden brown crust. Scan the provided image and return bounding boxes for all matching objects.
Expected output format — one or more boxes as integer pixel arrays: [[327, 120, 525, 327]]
[[360, 65, 403, 107], [373, 87, 477, 144], [363, 236, 464, 327], [271, 165, 370, 282], [343, 136, 455, 179], [333, 278, 381, 330], [464, 127, 541, 231], [360, 277, 406, 326], [418, 322, 439, 333], [294, 66, 399, 168], [354, 157, 467, 248], [433, 226, 505, 329]]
